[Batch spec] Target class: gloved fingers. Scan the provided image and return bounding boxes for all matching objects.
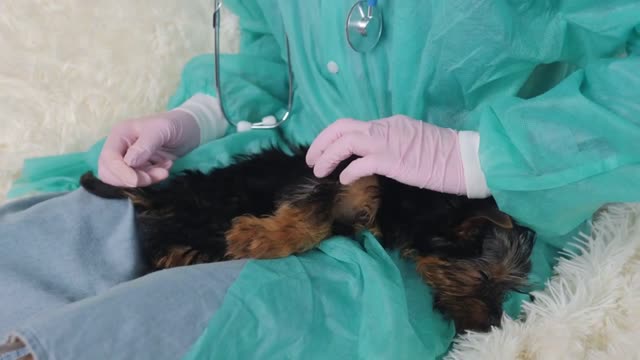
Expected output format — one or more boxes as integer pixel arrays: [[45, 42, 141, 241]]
[[137, 159, 174, 171], [98, 157, 140, 187], [147, 167, 170, 182], [99, 136, 139, 187], [147, 153, 175, 170], [338, 155, 387, 185], [98, 140, 173, 187], [155, 159, 174, 170], [97, 160, 126, 187], [306, 118, 370, 166], [312, 133, 378, 178], [123, 131, 166, 167], [153, 150, 178, 162], [132, 167, 170, 187]]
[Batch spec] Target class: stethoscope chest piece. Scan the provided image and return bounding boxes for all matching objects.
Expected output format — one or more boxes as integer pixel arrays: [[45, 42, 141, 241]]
[[346, 0, 383, 53]]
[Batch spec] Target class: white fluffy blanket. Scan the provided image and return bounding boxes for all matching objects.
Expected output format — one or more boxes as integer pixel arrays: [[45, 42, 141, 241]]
[[1, 2, 638, 359], [0, 0, 238, 200]]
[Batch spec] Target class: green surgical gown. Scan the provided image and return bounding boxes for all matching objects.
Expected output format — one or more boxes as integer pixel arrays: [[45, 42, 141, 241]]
[[8, 1, 640, 358]]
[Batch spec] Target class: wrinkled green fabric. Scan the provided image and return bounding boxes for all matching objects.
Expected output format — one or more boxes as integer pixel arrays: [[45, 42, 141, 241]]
[[182, 234, 455, 360], [181, 233, 565, 360], [8, 0, 640, 358]]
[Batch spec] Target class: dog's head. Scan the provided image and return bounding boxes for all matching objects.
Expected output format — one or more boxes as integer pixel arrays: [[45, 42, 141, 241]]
[[417, 212, 535, 333]]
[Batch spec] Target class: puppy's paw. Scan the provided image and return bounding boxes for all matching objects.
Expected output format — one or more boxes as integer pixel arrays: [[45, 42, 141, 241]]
[[225, 216, 298, 259], [154, 246, 211, 269]]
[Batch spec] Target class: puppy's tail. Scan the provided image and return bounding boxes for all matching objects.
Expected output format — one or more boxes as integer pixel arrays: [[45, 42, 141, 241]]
[[80, 171, 143, 202]]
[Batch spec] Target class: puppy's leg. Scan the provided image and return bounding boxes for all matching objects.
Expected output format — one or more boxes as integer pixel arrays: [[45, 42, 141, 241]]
[[225, 204, 332, 259], [333, 175, 381, 236], [225, 180, 338, 259], [225, 176, 382, 259]]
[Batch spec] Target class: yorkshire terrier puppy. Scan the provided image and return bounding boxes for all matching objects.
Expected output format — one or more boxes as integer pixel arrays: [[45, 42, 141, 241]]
[[80, 147, 535, 333]]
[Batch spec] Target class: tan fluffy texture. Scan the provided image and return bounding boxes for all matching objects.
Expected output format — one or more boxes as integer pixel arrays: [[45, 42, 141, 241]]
[[2, 3, 640, 359], [0, 0, 239, 202]]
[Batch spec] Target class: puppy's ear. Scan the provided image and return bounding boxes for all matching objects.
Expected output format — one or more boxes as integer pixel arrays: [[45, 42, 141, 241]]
[[466, 208, 513, 229], [454, 208, 514, 242]]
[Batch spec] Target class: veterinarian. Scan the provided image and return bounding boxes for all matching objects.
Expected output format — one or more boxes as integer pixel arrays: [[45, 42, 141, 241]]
[[2, 1, 640, 359]]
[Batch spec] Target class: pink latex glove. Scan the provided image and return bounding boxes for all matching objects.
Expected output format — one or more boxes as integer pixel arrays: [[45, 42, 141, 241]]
[[306, 115, 466, 195], [98, 109, 200, 187]]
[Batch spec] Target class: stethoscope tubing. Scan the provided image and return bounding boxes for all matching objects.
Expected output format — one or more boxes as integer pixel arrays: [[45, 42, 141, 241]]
[[212, 0, 382, 131]]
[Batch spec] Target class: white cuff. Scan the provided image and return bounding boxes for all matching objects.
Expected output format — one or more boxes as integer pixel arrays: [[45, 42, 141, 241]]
[[459, 131, 491, 199], [175, 93, 228, 144]]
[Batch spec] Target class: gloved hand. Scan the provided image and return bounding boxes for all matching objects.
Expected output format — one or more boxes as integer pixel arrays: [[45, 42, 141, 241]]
[[306, 115, 469, 195], [98, 109, 201, 187]]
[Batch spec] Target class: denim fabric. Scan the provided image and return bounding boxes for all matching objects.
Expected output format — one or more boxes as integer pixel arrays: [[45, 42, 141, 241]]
[[0, 189, 246, 359]]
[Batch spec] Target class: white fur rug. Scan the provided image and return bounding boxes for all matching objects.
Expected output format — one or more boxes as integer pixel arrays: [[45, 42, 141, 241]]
[[1, 2, 639, 359], [0, 0, 238, 201]]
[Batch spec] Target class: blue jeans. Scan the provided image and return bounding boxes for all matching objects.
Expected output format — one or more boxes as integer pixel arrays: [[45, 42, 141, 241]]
[[0, 189, 247, 360]]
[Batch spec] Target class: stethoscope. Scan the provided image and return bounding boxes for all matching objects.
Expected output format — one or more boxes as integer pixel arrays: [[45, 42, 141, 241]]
[[212, 0, 384, 131]]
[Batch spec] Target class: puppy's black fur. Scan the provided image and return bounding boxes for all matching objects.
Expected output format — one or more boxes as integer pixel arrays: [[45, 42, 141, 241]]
[[80, 146, 535, 333]]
